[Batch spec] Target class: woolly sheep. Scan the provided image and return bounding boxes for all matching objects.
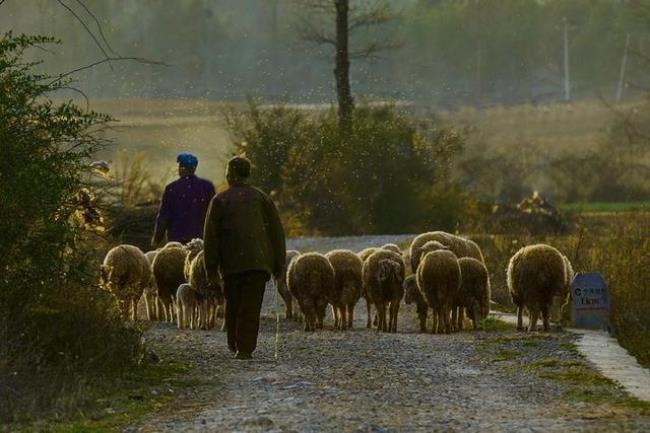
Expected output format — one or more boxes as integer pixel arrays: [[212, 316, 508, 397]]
[[276, 250, 301, 320], [409, 231, 484, 272], [416, 246, 461, 334], [100, 245, 151, 321], [454, 257, 491, 331], [183, 238, 204, 281], [507, 244, 570, 332], [176, 283, 198, 329], [325, 249, 363, 330], [188, 250, 224, 330], [381, 243, 402, 254], [362, 250, 405, 332], [403, 274, 428, 332], [287, 253, 335, 332], [163, 241, 184, 249], [152, 245, 188, 322]]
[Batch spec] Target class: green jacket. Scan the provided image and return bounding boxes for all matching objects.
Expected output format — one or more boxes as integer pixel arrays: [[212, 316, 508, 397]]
[[203, 183, 286, 279]]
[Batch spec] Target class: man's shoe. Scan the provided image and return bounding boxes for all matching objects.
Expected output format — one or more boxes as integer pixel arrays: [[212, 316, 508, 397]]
[[235, 351, 252, 360]]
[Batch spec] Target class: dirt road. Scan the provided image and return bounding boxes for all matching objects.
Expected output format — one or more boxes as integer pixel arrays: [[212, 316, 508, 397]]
[[132, 236, 649, 433]]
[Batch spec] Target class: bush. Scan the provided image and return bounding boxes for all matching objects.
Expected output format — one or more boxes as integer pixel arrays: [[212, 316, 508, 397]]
[[0, 33, 143, 421], [225, 101, 472, 236]]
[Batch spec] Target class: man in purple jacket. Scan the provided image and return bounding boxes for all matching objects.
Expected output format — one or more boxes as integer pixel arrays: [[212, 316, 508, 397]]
[[151, 153, 215, 247]]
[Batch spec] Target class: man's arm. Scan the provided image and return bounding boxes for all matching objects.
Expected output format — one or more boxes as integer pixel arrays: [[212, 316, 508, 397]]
[[152, 185, 172, 247], [203, 196, 221, 282], [263, 194, 286, 279]]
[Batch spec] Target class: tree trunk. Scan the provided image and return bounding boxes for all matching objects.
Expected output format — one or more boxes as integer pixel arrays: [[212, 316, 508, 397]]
[[335, 0, 354, 135]]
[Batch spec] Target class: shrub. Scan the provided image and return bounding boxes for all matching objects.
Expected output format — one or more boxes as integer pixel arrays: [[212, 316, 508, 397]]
[[225, 101, 471, 236], [0, 32, 143, 421]]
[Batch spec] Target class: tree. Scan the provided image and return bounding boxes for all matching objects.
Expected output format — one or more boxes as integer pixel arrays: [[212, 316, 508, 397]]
[[295, 0, 398, 134]]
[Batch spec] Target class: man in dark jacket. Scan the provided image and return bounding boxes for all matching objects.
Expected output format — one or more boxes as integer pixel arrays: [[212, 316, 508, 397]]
[[152, 153, 215, 247], [203, 156, 286, 360]]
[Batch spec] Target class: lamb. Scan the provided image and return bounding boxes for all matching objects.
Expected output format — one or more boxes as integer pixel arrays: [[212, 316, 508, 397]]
[[152, 245, 188, 322], [287, 253, 335, 332], [409, 231, 484, 272], [362, 249, 405, 332], [275, 250, 301, 320], [416, 242, 461, 334], [454, 257, 491, 331], [403, 274, 429, 332], [175, 283, 198, 329], [325, 250, 363, 330], [188, 250, 224, 330], [99, 245, 151, 321], [507, 244, 571, 332]]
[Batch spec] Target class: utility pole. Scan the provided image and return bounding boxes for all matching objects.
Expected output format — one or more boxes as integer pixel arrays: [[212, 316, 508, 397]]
[[563, 17, 571, 102], [616, 33, 631, 102]]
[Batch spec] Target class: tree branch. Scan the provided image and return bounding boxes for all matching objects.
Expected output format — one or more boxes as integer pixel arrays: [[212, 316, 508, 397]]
[[73, 0, 120, 57], [49, 56, 168, 86]]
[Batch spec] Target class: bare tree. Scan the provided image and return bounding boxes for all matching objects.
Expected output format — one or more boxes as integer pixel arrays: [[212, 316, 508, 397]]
[[295, 0, 398, 134]]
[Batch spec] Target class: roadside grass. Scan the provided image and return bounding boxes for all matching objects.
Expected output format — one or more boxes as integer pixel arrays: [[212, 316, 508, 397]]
[[14, 356, 194, 433], [559, 201, 650, 214]]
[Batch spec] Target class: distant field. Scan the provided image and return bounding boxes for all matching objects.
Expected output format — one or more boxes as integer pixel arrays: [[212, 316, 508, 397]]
[[90, 99, 237, 184], [82, 98, 642, 188], [438, 98, 642, 155]]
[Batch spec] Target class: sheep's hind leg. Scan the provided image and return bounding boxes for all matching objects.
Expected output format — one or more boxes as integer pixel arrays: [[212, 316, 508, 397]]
[[516, 304, 524, 331], [528, 308, 540, 332], [366, 300, 372, 329], [541, 305, 551, 332], [347, 304, 354, 329]]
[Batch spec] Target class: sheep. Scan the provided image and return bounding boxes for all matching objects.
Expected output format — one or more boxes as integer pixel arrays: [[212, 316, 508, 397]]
[[183, 238, 204, 281], [381, 243, 402, 254], [325, 250, 363, 330], [403, 274, 428, 332], [188, 250, 224, 330], [409, 231, 484, 272], [152, 245, 188, 322], [454, 257, 491, 331], [357, 247, 380, 328], [100, 245, 151, 321], [416, 244, 461, 334], [507, 244, 571, 332], [275, 250, 301, 320], [163, 241, 184, 249], [358, 247, 379, 262], [362, 249, 405, 332], [176, 283, 198, 329], [402, 249, 413, 276], [287, 253, 335, 332]]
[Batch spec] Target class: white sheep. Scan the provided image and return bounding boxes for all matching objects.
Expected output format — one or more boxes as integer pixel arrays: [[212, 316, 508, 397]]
[[100, 245, 151, 321]]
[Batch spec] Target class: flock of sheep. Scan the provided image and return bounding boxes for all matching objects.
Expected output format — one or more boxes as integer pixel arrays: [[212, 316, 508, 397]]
[[99, 231, 575, 333]]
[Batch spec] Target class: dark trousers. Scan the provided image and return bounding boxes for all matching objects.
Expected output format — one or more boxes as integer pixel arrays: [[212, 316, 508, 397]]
[[223, 271, 269, 355]]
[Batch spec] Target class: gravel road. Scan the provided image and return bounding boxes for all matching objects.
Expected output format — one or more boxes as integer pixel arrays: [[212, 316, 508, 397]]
[[133, 236, 650, 433]]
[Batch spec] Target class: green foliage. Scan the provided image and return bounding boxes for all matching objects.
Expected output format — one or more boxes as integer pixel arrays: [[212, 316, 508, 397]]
[[0, 32, 143, 421], [226, 101, 472, 236]]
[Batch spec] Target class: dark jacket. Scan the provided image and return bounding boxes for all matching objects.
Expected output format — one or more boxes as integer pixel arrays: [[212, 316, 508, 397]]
[[203, 184, 285, 279], [153, 175, 215, 244]]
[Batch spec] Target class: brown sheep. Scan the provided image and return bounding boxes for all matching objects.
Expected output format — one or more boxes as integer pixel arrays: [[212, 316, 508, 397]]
[[409, 231, 484, 272], [403, 274, 428, 332], [454, 257, 491, 331], [507, 244, 571, 332], [152, 246, 188, 322], [100, 245, 151, 321], [143, 249, 160, 320], [188, 250, 224, 330], [276, 250, 301, 320], [183, 238, 204, 281], [287, 253, 335, 332], [362, 250, 405, 332], [416, 247, 461, 334], [381, 243, 402, 254], [325, 250, 363, 330]]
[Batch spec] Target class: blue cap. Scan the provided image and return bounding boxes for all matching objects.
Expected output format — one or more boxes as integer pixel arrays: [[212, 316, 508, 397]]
[[177, 152, 198, 168]]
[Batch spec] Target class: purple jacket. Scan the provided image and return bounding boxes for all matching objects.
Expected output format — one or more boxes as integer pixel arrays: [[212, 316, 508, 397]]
[[153, 175, 215, 244]]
